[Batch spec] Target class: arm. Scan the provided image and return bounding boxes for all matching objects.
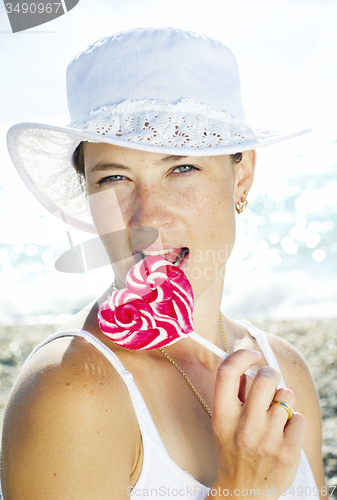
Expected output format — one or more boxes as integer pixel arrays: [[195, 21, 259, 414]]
[[267, 333, 326, 497], [1, 336, 140, 500]]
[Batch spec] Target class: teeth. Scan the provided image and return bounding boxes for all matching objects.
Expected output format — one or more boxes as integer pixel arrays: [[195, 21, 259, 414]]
[[142, 248, 175, 256]]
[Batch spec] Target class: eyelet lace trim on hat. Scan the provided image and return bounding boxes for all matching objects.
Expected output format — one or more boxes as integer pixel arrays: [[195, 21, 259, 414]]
[[71, 98, 256, 148]]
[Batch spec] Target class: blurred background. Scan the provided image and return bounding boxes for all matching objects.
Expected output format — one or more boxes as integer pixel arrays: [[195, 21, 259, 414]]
[[0, 0, 337, 491], [1, 0, 336, 325]]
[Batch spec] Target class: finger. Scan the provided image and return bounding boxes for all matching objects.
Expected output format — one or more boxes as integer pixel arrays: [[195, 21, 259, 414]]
[[243, 366, 281, 421], [284, 412, 306, 444], [214, 349, 261, 419], [282, 412, 306, 463], [267, 388, 296, 426], [273, 388, 296, 408]]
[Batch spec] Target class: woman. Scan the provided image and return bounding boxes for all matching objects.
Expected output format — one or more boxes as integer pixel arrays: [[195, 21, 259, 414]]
[[1, 28, 325, 499]]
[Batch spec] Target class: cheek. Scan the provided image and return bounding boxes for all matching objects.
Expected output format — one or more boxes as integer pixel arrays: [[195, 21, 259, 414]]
[[185, 184, 235, 293], [87, 188, 126, 235], [187, 181, 236, 277], [87, 188, 138, 283], [193, 181, 235, 237]]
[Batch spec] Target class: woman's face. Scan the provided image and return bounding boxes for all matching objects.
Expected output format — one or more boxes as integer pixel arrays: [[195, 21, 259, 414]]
[[84, 143, 255, 299]]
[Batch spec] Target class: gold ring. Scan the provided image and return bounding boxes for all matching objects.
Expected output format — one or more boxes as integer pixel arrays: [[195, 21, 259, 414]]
[[270, 400, 293, 420]]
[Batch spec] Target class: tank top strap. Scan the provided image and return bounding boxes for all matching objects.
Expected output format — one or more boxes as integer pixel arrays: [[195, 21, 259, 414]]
[[237, 319, 287, 389], [26, 329, 169, 453]]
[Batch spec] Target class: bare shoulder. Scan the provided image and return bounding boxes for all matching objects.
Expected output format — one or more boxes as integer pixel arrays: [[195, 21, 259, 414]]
[[5, 333, 135, 410], [1, 333, 140, 499], [265, 331, 318, 410]]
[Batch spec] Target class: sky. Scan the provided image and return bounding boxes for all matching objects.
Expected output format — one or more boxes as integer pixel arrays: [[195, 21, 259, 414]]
[[1, 0, 336, 190], [0, 0, 336, 321]]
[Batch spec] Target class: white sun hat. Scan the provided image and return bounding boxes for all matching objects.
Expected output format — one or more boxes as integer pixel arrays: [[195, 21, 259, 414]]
[[7, 27, 310, 233]]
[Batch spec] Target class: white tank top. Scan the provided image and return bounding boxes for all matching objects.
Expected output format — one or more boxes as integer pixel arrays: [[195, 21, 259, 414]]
[[23, 319, 317, 499]]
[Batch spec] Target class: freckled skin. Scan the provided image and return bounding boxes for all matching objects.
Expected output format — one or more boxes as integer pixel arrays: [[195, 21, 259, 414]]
[[84, 143, 244, 300]]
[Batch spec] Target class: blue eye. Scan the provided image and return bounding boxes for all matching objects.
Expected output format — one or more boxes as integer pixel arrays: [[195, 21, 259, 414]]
[[173, 165, 198, 175], [97, 175, 126, 185]]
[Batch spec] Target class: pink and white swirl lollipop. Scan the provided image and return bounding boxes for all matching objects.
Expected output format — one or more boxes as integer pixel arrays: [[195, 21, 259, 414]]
[[98, 255, 194, 350], [98, 255, 255, 378]]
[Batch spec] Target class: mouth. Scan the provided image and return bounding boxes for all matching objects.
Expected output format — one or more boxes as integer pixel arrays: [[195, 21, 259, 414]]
[[137, 247, 190, 267]]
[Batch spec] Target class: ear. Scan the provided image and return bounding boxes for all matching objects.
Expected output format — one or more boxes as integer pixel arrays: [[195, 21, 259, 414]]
[[233, 150, 256, 204]]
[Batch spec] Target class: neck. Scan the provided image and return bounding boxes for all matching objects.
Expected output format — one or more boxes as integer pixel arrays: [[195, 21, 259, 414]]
[[193, 273, 225, 346]]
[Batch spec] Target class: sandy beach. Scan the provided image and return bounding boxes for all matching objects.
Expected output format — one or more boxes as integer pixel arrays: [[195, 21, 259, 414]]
[[1, 318, 336, 496]]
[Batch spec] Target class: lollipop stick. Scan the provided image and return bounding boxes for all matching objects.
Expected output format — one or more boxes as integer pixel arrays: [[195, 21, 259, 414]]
[[189, 331, 256, 379]]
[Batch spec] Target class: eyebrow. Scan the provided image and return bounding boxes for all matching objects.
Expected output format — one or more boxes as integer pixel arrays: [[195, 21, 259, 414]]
[[90, 163, 129, 173], [158, 155, 188, 163], [90, 155, 189, 172]]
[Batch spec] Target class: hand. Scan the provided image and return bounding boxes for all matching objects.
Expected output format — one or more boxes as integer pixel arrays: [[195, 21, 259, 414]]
[[211, 349, 305, 498]]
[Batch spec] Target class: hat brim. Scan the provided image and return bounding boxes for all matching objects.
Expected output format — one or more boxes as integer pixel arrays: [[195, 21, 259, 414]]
[[7, 121, 311, 233]]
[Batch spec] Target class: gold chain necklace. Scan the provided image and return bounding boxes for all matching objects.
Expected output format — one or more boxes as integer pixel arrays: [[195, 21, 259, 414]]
[[159, 313, 229, 418]]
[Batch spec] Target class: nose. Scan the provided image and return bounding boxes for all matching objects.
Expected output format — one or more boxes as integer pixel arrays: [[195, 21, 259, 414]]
[[129, 183, 175, 230]]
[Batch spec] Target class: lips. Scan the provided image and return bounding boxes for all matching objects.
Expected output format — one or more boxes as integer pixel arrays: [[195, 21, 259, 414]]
[[137, 247, 189, 267]]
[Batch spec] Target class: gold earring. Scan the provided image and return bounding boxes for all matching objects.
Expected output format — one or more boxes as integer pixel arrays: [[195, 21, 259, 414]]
[[235, 190, 248, 214]]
